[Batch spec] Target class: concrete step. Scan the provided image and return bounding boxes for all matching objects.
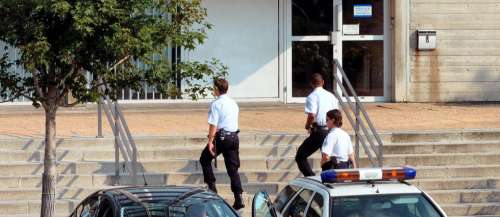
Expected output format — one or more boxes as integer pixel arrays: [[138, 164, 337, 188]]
[[80, 153, 500, 173], [428, 189, 500, 204], [3, 184, 500, 209], [0, 183, 282, 201], [0, 199, 77, 216], [0, 134, 309, 151], [387, 130, 500, 143], [0, 171, 500, 191], [416, 165, 500, 179], [142, 153, 500, 171], [2, 129, 500, 151], [411, 177, 500, 191], [1, 164, 500, 186], [441, 202, 500, 216], [3, 141, 500, 163]]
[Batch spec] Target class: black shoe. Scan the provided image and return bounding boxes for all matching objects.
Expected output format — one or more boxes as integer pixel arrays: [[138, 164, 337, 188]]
[[208, 184, 217, 193], [232, 193, 245, 210]]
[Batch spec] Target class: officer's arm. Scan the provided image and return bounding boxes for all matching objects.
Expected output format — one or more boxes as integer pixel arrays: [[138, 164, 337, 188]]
[[304, 95, 317, 130], [305, 113, 315, 130], [207, 124, 217, 144], [348, 153, 357, 168], [321, 153, 330, 165]]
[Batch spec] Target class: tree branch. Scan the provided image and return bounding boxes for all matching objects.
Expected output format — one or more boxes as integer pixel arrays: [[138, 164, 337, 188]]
[[108, 55, 131, 71], [0, 91, 34, 103], [32, 70, 45, 97], [32, 69, 47, 108]]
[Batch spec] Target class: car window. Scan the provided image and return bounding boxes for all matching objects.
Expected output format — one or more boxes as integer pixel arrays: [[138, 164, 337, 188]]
[[79, 196, 101, 217], [97, 198, 114, 217], [274, 185, 301, 212], [306, 193, 323, 217], [332, 194, 443, 217], [122, 198, 237, 217], [282, 189, 314, 217]]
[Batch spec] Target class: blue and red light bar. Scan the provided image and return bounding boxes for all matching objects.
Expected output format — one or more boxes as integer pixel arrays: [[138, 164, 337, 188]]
[[320, 166, 416, 183]]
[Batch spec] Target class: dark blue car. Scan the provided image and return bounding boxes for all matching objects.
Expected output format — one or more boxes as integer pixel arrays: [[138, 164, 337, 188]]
[[70, 186, 239, 217]]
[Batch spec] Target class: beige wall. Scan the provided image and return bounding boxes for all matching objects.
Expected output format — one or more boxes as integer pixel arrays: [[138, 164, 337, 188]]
[[405, 0, 500, 102]]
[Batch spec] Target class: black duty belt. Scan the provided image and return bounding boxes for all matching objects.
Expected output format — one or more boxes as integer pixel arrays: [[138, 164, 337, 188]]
[[217, 129, 240, 136], [315, 126, 328, 130]]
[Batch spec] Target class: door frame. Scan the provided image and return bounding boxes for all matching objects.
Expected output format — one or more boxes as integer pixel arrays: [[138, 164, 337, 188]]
[[284, 0, 391, 103]]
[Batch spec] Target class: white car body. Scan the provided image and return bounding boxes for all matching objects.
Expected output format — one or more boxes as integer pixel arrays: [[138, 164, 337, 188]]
[[252, 168, 448, 217]]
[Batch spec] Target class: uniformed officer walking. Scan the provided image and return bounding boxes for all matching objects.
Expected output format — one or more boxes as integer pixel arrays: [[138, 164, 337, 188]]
[[295, 73, 339, 177], [199, 78, 245, 210], [321, 109, 357, 170]]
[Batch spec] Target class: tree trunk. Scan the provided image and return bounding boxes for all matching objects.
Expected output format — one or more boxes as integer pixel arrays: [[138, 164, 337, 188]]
[[41, 89, 58, 217]]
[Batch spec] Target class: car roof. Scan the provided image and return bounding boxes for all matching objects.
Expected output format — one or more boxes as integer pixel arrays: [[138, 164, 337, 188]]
[[104, 186, 219, 205], [296, 176, 422, 197]]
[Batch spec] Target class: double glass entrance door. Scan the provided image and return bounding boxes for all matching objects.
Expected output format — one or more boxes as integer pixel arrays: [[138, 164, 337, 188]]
[[289, 0, 389, 102]]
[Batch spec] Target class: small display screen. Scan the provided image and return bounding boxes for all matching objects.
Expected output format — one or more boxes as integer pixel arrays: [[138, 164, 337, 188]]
[[353, 4, 373, 18]]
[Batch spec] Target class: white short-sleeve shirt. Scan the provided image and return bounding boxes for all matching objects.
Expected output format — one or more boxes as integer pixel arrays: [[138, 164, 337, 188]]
[[207, 94, 239, 132], [305, 87, 339, 127], [321, 128, 353, 162]]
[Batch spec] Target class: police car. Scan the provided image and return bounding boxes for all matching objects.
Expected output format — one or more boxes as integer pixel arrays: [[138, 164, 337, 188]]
[[252, 167, 447, 217]]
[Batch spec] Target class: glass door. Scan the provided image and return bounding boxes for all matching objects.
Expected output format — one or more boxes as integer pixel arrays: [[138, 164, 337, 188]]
[[286, 0, 390, 103], [287, 0, 336, 101], [340, 0, 389, 101]]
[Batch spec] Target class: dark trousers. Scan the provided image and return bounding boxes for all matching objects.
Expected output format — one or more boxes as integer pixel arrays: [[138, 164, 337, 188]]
[[295, 129, 329, 176], [321, 158, 351, 171], [199, 133, 243, 194]]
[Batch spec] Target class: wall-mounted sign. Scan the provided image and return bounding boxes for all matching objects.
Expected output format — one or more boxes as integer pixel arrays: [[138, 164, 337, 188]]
[[343, 24, 360, 35], [353, 4, 372, 18]]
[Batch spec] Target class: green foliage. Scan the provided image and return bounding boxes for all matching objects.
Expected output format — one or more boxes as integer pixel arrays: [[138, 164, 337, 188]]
[[0, 0, 226, 108]]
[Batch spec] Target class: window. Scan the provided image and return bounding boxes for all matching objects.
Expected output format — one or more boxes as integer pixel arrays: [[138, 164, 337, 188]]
[[166, 199, 238, 217], [332, 194, 443, 217], [282, 189, 314, 217], [306, 193, 324, 217], [274, 185, 301, 212], [97, 198, 113, 217], [78, 196, 101, 217]]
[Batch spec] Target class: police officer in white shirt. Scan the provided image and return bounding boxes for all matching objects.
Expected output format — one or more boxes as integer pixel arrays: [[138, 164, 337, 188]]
[[295, 73, 339, 177], [198, 78, 245, 210], [321, 109, 357, 170]]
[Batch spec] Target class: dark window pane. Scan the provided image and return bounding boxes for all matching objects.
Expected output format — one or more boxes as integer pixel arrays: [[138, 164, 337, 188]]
[[306, 193, 324, 217], [342, 41, 384, 96], [332, 194, 443, 217], [343, 0, 384, 35], [274, 185, 300, 212], [292, 0, 333, 36], [283, 189, 314, 217], [292, 41, 334, 97]]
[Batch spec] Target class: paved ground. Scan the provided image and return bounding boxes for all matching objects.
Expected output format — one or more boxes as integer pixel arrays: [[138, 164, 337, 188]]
[[0, 102, 499, 138]]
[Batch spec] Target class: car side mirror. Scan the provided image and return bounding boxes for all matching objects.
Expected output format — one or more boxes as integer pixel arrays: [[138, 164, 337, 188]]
[[252, 191, 277, 217]]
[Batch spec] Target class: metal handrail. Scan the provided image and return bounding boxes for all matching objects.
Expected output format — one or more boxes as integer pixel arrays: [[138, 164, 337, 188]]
[[97, 74, 139, 185], [332, 58, 384, 167]]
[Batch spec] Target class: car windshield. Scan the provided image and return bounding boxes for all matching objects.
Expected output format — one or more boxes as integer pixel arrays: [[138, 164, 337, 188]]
[[120, 198, 237, 217], [332, 194, 443, 217]]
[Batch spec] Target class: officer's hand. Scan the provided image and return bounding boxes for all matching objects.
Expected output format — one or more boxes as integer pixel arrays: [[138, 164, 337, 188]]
[[207, 142, 216, 156]]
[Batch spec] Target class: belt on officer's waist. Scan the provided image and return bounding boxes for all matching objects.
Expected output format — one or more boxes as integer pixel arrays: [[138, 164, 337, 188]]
[[217, 129, 240, 136], [329, 156, 348, 162], [314, 125, 328, 131]]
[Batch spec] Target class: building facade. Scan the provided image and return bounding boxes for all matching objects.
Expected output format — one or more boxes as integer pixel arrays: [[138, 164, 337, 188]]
[[188, 0, 500, 103], [2, 0, 499, 104]]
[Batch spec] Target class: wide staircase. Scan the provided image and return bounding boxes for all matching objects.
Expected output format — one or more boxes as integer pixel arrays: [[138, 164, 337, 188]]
[[0, 130, 499, 217]]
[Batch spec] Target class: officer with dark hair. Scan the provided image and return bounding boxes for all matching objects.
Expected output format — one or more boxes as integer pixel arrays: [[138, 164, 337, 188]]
[[321, 109, 357, 170], [199, 78, 245, 210], [295, 73, 339, 177]]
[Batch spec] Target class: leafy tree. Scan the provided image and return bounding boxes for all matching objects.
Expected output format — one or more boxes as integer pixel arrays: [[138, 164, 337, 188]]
[[0, 1, 226, 217]]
